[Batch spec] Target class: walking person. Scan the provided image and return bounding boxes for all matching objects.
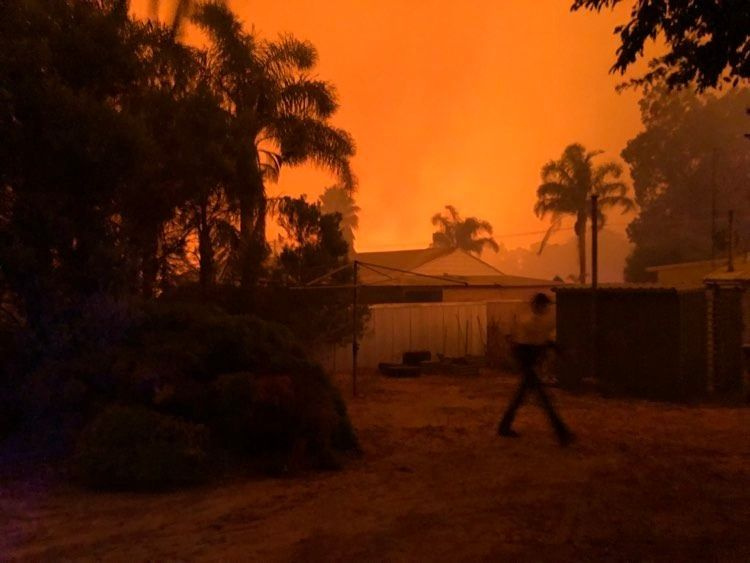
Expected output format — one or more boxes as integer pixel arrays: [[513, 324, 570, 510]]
[[498, 293, 574, 446]]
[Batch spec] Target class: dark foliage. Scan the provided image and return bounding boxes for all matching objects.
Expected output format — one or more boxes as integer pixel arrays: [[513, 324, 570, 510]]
[[20, 299, 307, 416], [571, 0, 750, 91], [9, 298, 358, 486], [0, 0, 360, 490], [73, 404, 209, 490], [534, 144, 633, 283], [210, 368, 358, 470], [622, 85, 750, 280], [431, 205, 500, 256], [275, 195, 349, 285], [0, 0, 356, 317], [267, 195, 368, 348]]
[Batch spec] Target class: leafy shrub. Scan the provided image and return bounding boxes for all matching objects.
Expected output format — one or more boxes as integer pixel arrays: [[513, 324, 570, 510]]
[[73, 405, 209, 490], [211, 372, 297, 454], [14, 297, 358, 482], [210, 366, 359, 470], [135, 302, 309, 379], [21, 300, 309, 416]]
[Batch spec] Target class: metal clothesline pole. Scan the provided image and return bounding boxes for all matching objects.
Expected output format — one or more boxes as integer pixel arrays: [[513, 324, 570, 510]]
[[591, 194, 599, 383]]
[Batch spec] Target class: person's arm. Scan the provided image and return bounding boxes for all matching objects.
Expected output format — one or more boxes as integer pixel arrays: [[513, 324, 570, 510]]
[[545, 317, 558, 350]]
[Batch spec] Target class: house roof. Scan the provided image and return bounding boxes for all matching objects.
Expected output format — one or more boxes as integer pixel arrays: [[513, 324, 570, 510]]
[[646, 254, 749, 273], [641, 254, 749, 284], [704, 261, 750, 284], [354, 247, 557, 288], [554, 283, 704, 293], [645, 259, 717, 272], [355, 247, 474, 272]]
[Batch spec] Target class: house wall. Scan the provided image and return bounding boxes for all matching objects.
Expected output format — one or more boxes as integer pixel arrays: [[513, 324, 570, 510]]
[[654, 263, 716, 285]]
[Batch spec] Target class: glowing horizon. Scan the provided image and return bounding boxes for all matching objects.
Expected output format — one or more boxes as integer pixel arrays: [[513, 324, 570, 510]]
[[135, 0, 645, 256]]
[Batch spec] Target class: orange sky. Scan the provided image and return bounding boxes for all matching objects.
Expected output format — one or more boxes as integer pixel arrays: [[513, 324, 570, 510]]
[[138, 0, 645, 253]]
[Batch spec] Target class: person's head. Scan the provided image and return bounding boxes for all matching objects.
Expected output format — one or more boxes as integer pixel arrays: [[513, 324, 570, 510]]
[[530, 292, 552, 315]]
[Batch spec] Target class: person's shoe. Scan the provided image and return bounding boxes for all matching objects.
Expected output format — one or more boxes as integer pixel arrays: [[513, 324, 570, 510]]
[[498, 426, 521, 438]]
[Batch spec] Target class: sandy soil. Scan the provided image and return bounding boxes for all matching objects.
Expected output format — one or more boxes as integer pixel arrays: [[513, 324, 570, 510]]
[[2, 370, 750, 561]]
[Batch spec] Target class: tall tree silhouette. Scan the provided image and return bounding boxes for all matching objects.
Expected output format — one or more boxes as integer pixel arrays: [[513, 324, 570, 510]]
[[571, 0, 750, 92], [431, 206, 500, 256], [193, 2, 355, 287], [622, 86, 750, 281], [534, 143, 634, 283], [319, 185, 360, 253]]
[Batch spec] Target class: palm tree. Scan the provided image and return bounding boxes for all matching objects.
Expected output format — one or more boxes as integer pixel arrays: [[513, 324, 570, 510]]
[[192, 2, 355, 287], [431, 205, 500, 256], [534, 143, 634, 283], [319, 185, 360, 253], [148, 0, 223, 36]]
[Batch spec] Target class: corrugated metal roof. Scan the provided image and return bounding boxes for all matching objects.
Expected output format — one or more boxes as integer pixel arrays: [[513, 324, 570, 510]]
[[704, 264, 750, 283], [362, 274, 560, 288], [647, 254, 749, 273], [554, 283, 704, 293], [356, 247, 453, 272], [354, 247, 560, 288]]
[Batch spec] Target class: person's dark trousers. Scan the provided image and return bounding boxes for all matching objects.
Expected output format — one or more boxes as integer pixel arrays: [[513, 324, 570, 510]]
[[498, 343, 572, 444]]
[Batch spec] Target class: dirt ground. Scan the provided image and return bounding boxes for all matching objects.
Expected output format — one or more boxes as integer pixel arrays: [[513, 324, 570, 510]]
[[3, 370, 750, 561]]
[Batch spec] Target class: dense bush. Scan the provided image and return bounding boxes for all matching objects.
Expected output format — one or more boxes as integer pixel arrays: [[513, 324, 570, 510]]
[[9, 298, 359, 487], [210, 367, 359, 470], [19, 299, 310, 417], [73, 405, 209, 490]]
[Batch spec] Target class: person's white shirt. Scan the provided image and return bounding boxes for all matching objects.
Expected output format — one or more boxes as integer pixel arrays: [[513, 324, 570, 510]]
[[511, 307, 556, 346]]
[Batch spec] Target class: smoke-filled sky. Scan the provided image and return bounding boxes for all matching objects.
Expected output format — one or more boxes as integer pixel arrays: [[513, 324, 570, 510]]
[[138, 0, 646, 254]]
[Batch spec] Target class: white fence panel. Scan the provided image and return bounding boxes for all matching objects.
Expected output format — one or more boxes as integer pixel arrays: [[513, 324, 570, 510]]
[[325, 301, 488, 371]]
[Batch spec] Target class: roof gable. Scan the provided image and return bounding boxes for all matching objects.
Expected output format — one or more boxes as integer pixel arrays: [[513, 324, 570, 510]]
[[413, 248, 504, 277], [355, 247, 452, 273], [354, 247, 552, 286]]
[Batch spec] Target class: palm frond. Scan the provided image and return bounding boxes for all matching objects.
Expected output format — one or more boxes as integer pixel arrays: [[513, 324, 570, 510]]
[[474, 236, 500, 253], [537, 215, 562, 255], [191, 2, 256, 75], [536, 181, 566, 199], [598, 194, 636, 214], [540, 160, 575, 187], [258, 148, 282, 182], [279, 79, 338, 119], [596, 181, 628, 197], [262, 34, 317, 72], [431, 231, 452, 248], [444, 205, 460, 223], [592, 161, 623, 185], [431, 213, 449, 227], [271, 116, 356, 189], [534, 183, 579, 218]]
